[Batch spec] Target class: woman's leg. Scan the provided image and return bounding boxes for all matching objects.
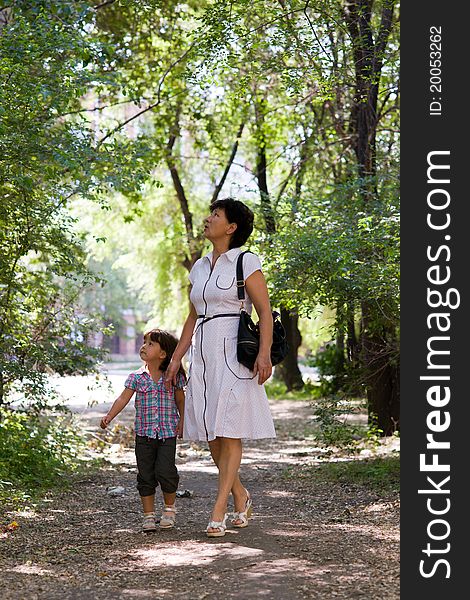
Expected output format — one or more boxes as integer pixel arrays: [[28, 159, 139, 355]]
[[207, 437, 243, 530], [209, 437, 248, 512]]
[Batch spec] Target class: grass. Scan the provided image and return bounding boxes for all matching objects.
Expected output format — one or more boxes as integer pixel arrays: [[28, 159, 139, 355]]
[[265, 379, 322, 400], [284, 455, 400, 495], [317, 455, 399, 492]]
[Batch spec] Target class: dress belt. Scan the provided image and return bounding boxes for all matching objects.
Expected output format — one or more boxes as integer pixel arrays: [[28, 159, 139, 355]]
[[197, 313, 239, 324]]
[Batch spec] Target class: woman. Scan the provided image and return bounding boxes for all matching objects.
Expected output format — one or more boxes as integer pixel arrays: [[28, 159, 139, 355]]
[[165, 198, 276, 537]]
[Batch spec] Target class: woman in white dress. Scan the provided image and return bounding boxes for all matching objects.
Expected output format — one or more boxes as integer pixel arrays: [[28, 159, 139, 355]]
[[165, 198, 276, 537]]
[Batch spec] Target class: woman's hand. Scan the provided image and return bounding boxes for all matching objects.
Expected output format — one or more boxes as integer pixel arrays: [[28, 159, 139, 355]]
[[100, 414, 111, 429], [176, 418, 184, 439], [165, 358, 181, 389], [253, 352, 272, 385]]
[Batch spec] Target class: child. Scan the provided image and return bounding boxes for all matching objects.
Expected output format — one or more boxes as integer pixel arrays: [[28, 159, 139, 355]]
[[100, 328, 186, 532]]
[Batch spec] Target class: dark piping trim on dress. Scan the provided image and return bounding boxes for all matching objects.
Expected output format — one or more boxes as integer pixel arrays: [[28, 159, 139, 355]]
[[200, 259, 213, 441]]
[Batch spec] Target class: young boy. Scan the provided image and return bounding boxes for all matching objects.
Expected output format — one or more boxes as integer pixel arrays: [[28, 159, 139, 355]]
[[100, 329, 185, 532]]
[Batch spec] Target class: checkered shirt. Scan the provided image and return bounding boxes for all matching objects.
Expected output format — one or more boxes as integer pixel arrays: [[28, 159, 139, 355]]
[[125, 368, 186, 439]]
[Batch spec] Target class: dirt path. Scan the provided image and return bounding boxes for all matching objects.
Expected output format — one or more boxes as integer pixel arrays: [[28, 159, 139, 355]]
[[0, 400, 399, 599]]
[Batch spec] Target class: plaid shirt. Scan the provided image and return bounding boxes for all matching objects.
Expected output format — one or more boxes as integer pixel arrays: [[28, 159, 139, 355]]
[[125, 368, 186, 439]]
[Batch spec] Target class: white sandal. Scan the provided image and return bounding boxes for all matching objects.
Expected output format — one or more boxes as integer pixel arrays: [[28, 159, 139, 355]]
[[231, 492, 253, 528], [206, 514, 228, 537], [142, 513, 157, 532], [159, 505, 176, 529]]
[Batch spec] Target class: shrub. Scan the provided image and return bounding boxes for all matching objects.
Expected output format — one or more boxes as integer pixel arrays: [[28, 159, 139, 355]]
[[0, 407, 85, 510]]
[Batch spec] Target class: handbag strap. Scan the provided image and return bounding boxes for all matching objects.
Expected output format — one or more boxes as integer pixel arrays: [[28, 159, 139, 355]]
[[236, 250, 253, 301], [236, 250, 282, 324]]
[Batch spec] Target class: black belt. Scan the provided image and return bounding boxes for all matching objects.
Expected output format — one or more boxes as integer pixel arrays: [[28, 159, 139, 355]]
[[197, 313, 239, 324]]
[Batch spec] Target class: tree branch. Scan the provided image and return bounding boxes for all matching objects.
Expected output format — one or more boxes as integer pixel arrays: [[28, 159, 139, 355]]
[[275, 165, 296, 207], [210, 122, 245, 204], [375, 0, 396, 63], [57, 99, 145, 119], [302, 0, 331, 60], [165, 119, 198, 266], [94, 0, 117, 9], [97, 41, 196, 147]]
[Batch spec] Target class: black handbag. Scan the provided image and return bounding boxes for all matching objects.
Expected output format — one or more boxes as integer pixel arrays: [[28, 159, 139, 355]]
[[236, 251, 289, 371]]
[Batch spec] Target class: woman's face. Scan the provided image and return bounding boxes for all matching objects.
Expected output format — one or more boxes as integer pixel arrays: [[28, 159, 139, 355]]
[[203, 207, 235, 242]]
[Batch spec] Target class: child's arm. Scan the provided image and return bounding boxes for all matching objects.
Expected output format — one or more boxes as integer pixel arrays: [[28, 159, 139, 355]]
[[174, 388, 185, 439], [100, 388, 135, 429]]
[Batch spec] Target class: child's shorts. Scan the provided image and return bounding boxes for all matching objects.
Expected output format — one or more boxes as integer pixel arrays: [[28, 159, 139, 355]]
[[135, 435, 179, 497]]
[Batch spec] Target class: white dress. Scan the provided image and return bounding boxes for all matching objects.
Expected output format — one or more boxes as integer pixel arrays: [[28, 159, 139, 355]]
[[183, 247, 276, 442]]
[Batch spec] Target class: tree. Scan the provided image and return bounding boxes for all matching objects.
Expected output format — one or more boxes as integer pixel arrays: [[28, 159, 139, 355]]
[[197, 0, 400, 431], [0, 1, 152, 406], [342, 0, 399, 434]]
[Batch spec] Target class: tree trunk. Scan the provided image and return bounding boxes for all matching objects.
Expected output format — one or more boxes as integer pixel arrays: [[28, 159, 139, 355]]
[[346, 306, 359, 364], [345, 0, 399, 435], [361, 304, 400, 434], [255, 100, 304, 390], [367, 359, 400, 435], [273, 308, 304, 391]]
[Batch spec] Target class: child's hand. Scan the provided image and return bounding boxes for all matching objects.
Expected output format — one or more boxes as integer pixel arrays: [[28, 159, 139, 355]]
[[100, 415, 111, 429]]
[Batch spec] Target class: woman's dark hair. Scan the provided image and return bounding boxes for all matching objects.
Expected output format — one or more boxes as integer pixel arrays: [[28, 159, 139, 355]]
[[144, 329, 185, 376], [209, 197, 254, 249]]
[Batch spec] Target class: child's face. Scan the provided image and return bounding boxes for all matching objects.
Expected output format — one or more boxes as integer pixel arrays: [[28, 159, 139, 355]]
[[140, 336, 166, 365]]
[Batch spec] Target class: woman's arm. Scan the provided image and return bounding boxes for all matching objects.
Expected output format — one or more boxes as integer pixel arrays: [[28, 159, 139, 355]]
[[245, 270, 273, 385], [165, 300, 198, 386], [100, 388, 135, 428]]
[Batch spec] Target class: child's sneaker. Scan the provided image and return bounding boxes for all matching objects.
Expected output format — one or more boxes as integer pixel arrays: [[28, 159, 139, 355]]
[[159, 505, 176, 529], [142, 512, 157, 532]]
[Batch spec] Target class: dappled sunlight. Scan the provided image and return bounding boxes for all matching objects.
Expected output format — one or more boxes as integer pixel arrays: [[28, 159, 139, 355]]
[[327, 523, 399, 542], [10, 564, 55, 576], [264, 528, 308, 538], [243, 558, 324, 577], [129, 541, 264, 568], [121, 589, 169, 598], [12, 509, 39, 520], [2, 393, 398, 598], [264, 490, 296, 498], [178, 464, 218, 475], [363, 502, 399, 513]]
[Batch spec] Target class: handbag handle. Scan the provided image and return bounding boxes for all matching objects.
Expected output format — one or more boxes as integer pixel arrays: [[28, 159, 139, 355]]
[[236, 251, 281, 321], [236, 250, 253, 302]]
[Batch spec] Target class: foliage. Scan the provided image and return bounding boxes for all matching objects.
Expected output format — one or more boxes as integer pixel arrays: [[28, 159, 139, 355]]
[[311, 394, 365, 448], [0, 406, 85, 509], [1, 0, 400, 426], [0, 1, 153, 405], [264, 174, 399, 403], [308, 343, 347, 396], [267, 176, 399, 322]]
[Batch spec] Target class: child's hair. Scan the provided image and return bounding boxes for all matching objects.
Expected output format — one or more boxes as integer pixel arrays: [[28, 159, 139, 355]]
[[143, 328, 185, 375]]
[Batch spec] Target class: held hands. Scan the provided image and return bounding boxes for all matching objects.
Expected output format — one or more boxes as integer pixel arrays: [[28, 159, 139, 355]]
[[176, 418, 184, 439], [253, 352, 272, 385], [164, 358, 181, 390], [100, 415, 112, 429]]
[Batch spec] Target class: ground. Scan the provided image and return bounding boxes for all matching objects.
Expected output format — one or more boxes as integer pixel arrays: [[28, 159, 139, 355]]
[[0, 397, 399, 600]]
